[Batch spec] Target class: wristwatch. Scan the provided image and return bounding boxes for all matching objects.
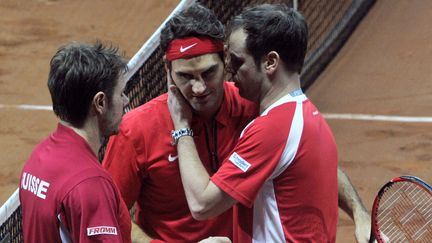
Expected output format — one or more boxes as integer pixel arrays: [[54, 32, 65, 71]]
[[171, 128, 194, 145]]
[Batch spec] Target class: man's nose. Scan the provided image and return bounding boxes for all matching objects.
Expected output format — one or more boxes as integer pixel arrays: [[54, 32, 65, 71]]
[[191, 79, 206, 94]]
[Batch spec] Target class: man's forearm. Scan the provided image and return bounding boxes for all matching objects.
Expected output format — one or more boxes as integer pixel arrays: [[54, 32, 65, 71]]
[[177, 136, 216, 212], [338, 166, 367, 217], [177, 136, 235, 220], [338, 166, 373, 243]]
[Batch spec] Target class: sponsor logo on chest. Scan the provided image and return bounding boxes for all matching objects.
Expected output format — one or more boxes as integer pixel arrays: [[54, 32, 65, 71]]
[[21, 172, 50, 199]]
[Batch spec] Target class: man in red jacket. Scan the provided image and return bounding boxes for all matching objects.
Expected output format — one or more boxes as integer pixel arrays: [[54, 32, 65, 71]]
[[20, 41, 131, 243]]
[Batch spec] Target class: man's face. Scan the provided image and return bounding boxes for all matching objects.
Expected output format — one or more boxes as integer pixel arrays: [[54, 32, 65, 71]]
[[226, 28, 264, 101], [169, 53, 225, 118], [101, 74, 129, 137]]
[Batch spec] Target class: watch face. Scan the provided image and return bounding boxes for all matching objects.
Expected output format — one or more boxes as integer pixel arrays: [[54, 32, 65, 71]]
[[171, 128, 193, 145]]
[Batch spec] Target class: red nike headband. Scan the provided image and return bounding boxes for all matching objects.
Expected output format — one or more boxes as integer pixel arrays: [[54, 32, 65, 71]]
[[165, 36, 224, 61]]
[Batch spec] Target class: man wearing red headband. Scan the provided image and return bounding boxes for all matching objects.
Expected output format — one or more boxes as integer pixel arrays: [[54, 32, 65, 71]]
[[103, 4, 250, 243], [167, 5, 337, 242], [103, 3, 371, 243]]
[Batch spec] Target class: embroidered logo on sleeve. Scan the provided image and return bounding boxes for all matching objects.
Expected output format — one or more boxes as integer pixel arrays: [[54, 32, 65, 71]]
[[229, 152, 251, 172], [87, 226, 117, 236]]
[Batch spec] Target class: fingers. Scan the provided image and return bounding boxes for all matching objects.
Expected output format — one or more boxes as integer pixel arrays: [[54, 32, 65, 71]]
[[167, 74, 174, 87], [168, 84, 178, 96]]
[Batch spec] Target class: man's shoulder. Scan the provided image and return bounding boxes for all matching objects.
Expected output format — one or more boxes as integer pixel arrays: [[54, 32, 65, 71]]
[[240, 111, 289, 143], [223, 81, 241, 98], [60, 166, 115, 197], [121, 93, 170, 128]]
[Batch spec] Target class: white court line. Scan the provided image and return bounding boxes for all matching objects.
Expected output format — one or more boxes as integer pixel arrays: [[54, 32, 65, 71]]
[[1, 104, 432, 123], [0, 104, 52, 111], [323, 113, 432, 123]]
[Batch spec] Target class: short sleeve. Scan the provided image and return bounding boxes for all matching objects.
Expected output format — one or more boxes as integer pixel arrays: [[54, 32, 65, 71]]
[[211, 119, 287, 208], [61, 177, 127, 242]]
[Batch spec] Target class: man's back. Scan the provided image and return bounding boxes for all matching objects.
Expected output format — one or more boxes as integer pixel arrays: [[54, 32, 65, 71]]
[[20, 124, 130, 242]]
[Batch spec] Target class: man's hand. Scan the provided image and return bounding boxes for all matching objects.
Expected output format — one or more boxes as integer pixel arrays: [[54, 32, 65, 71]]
[[198, 236, 232, 243], [353, 208, 372, 243], [131, 221, 152, 243], [167, 74, 192, 130]]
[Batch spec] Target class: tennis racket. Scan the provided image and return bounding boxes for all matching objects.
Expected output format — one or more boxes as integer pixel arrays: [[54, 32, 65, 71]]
[[369, 175, 432, 243]]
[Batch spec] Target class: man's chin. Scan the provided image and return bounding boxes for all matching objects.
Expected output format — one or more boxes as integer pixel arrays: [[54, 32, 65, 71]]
[[101, 125, 120, 138], [109, 126, 120, 136], [109, 128, 120, 136], [239, 90, 255, 102], [191, 103, 211, 114]]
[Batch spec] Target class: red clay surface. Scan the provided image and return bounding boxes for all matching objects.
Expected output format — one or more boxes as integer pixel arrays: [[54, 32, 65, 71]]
[[1, 0, 431, 242], [307, 0, 432, 241]]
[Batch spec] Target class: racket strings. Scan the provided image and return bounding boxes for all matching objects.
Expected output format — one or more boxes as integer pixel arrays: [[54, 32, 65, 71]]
[[379, 183, 416, 242], [386, 186, 431, 242], [376, 182, 432, 242]]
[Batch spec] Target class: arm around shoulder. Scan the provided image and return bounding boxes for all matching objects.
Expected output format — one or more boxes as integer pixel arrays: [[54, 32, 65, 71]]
[[176, 136, 236, 220]]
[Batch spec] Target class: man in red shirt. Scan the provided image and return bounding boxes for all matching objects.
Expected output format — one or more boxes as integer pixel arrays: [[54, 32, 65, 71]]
[[104, 3, 371, 243], [103, 5, 254, 243], [19, 41, 131, 242], [167, 4, 339, 242]]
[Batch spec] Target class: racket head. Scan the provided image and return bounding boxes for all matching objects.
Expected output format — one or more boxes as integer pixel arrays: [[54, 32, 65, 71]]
[[370, 175, 432, 243]]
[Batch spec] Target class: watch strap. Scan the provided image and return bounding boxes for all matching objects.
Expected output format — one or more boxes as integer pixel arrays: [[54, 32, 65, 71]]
[[171, 128, 194, 145]]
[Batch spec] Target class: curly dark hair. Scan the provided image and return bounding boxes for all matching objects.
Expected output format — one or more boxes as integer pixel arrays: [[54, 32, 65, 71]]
[[160, 3, 224, 54], [47, 41, 127, 128], [227, 4, 308, 74]]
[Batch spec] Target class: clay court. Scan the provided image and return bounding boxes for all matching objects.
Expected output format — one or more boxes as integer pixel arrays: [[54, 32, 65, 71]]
[[1, 0, 431, 242]]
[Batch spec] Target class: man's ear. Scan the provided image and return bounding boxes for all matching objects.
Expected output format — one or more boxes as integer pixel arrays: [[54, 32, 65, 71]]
[[223, 44, 228, 60], [91, 91, 107, 116], [264, 51, 279, 75], [223, 44, 229, 67], [163, 55, 169, 72]]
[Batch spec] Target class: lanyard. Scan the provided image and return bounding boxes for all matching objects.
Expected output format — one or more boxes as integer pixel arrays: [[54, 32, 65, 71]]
[[204, 119, 219, 173]]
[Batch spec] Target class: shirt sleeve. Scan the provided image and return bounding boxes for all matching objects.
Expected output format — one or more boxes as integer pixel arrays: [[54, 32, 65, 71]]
[[102, 125, 143, 209], [211, 119, 287, 208], [61, 177, 126, 243]]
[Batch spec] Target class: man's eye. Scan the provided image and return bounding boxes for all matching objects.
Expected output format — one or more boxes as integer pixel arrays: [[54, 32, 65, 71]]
[[229, 55, 242, 70], [203, 67, 216, 79], [179, 73, 193, 80], [203, 71, 214, 80]]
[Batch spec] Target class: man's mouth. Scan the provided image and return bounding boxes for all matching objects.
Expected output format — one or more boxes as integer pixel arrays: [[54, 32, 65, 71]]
[[193, 92, 211, 103]]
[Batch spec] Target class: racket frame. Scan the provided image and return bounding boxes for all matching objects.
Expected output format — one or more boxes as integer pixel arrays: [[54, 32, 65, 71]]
[[370, 175, 432, 243]]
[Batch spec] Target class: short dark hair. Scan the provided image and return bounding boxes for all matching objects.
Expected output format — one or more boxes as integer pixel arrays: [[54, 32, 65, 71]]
[[228, 4, 308, 74], [160, 3, 224, 53], [47, 41, 127, 128]]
